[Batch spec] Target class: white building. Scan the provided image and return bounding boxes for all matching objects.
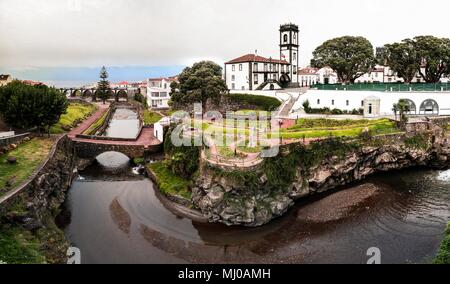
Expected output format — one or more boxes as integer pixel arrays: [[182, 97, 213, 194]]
[[355, 66, 385, 83], [0, 74, 12, 87], [146, 77, 178, 109], [298, 89, 450, 117], [298, 67, 339, 87], [224, 23, 300, 91]]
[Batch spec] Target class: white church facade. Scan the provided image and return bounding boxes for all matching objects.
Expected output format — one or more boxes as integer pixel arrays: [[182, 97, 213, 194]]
[[225, 23, 300, 91]]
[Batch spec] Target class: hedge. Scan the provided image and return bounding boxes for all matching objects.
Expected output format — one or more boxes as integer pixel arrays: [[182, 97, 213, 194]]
[[226, 93, 282, 111]]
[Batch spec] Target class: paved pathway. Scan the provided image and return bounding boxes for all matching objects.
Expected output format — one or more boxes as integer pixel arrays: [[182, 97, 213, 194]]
[[68, 103, 109, 138]]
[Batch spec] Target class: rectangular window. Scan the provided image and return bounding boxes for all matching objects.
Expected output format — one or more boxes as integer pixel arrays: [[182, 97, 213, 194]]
[[239, 64, 242, 71], [361, 101, 364, 107], [332, 99, 335, 105], [232, 65, 235, 71], [264, 64, 268, 71], [231, 75, 235, 81], [254, 74, 258, 84], [254, 63, 258, 71], [160, 92, 167, 97], [346, 100, 349, 106], [241, 86, 245, 90], [317, 99, 320, 105], [231, 83, 235, 90], [151, 92, 159, 97]]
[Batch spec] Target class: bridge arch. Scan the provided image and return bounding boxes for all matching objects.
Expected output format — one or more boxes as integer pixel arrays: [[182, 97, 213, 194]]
[[71, 89, 81, 97], [82, 89, 94, 99], [115, 90, 128, 102]]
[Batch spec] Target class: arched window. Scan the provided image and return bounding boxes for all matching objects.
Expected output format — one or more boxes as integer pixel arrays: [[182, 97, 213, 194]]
[[419, 99, 439, 115], [283, 34, 288, 43], [400, 99, 417, 114]]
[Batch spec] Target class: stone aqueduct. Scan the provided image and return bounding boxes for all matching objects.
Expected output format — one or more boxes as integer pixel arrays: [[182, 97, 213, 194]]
[[60, 87, 136, 102]]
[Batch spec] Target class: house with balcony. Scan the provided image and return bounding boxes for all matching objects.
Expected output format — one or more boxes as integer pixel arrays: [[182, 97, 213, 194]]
[[146, 76, 178, 109]]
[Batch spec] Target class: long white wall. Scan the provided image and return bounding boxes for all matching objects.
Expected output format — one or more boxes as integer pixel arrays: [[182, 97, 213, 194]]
[[295, 90, 450, 116]]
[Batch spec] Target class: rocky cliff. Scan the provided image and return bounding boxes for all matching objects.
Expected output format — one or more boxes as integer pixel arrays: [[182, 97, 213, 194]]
[[192, 126, 450, 227]]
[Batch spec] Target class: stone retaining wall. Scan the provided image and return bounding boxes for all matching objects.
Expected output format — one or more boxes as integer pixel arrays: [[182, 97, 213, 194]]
[[0, 135, 76, 226], [0, 132, 30, 147]]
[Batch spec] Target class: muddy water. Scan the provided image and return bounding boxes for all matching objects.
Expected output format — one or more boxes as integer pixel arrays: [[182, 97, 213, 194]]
[[103, 108, 140, 139], [63, 154, 449, 264]]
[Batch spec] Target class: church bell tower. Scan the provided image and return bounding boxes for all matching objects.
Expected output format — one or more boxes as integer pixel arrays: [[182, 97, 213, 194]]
[[279, 23, 299, 86]]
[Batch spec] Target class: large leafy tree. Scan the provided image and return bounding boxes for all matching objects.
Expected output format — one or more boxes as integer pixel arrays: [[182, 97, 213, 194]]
[[311, 36, 376, 84], [384, 40, 421, 83], [0, 80, 68, 134], [169, 61, 227, 107], [413, 36, 450, 83], [97, 66, 111, 104]]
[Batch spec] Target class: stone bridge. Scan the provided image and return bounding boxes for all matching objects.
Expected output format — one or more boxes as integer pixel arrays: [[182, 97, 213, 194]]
[[60, 87, 137, 102], [73, 132, 162, 159]]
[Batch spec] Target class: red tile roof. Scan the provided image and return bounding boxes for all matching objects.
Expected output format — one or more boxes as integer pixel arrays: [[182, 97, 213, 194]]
[[298, 67, 319, 75], [148, 76, 178, 82], [226, 54, 289, 64]]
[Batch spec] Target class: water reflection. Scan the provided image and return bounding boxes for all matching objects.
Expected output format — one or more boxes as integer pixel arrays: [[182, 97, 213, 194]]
[[103, 108, 140, 139], [63, 155, 450, 264]]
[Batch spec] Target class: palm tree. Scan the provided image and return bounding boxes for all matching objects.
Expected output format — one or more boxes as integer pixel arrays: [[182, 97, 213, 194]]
[[397, 99, 411, 124], [392, 103, 399, 121]]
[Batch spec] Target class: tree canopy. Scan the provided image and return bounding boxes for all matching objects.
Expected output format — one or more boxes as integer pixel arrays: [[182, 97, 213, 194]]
[[169, 61, 228, 107], [414, 36, 450, 83], [384, 40, 420, 83], [97, 66, 111, 103], [311, 36, 376, 84], [0, 80, 68, 133]]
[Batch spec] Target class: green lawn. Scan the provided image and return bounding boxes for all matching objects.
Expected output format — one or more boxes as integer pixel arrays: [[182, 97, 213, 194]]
[[434, 222, 450, 264], [143, 109, 163, 125], [0, 138, 54, 196], [0, 224, 46, 264], [280, 118, 399, 139], [50, 103, 96, 134], [147, 162, 191, 199]]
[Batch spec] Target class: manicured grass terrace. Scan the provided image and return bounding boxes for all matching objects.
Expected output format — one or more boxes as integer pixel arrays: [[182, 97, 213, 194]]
[[50, 103, 97, 134], [143, 109, 163, 125], [0, 137, 54, 197]]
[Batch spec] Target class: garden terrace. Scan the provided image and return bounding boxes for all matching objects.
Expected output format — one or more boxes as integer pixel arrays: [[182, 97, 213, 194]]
[[225, 93, 282, 111], [50, 102, 97, 134]]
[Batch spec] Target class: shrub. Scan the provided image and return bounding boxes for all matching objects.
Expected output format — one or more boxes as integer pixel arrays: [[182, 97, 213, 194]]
[[134, 93, 145, 104], [226, 93, 282, 111], [331, 108, 343, 115], [434, 222, 450, 264]]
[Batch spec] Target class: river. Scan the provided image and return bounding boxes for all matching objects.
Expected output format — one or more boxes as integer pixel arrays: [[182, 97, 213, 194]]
[[60, 152, 449, 264]]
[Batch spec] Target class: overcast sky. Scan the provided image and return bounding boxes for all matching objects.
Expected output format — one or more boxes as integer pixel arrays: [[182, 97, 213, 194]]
[[1, 0, 449, 85]]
